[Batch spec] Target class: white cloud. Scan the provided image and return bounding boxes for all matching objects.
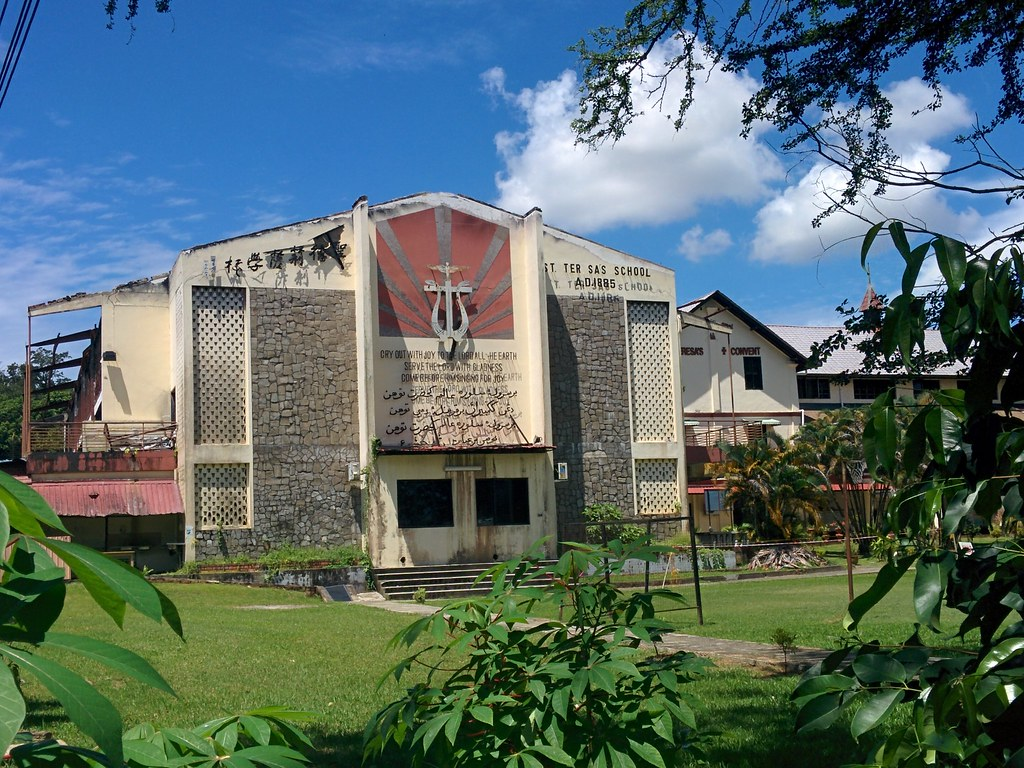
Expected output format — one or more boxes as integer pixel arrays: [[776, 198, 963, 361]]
[[0, 158, 196, 364], [749, 77, 1008, 265], [677, 226, 733, 262], [489, 40, 784, 233]]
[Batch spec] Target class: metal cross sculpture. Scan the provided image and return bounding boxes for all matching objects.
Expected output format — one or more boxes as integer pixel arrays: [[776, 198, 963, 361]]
[[424, 264, 473, 352]]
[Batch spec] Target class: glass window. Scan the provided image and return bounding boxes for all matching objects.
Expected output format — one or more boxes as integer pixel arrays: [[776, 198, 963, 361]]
[[397, 479, 454, 528], [704, 489, 726, 513], [476, 478, 530, 526], [797, 377, 831, 399], [913, 379, 940, 397], [743, 356, 763, 390], [853, 378, 892, 400]]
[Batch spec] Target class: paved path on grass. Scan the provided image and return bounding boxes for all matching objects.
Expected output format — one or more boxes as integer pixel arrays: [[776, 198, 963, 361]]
[[352, 591, 832, 672]]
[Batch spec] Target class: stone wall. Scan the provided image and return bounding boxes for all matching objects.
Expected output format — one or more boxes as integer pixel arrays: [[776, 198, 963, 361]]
[[195, 289, 362, 559], [547, 295, 634, 541]]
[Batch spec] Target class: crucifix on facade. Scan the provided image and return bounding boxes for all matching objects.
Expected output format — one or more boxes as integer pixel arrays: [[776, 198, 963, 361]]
[[424, 264, 473, 356]]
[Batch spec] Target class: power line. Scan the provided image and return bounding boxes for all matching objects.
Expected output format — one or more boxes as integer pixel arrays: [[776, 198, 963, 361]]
[[0, 0, 42, 114]]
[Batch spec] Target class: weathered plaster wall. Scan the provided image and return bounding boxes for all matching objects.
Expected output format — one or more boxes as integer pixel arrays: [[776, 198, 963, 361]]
[[547, 295, 634, 539], [194, 288, 361, 558]]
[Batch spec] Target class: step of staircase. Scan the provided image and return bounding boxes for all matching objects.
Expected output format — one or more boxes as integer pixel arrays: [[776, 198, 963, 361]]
[[373, 561, 554, 600]]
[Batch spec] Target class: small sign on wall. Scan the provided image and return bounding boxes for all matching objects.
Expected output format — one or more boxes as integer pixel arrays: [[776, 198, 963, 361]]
[[556, 462, 568, 481]]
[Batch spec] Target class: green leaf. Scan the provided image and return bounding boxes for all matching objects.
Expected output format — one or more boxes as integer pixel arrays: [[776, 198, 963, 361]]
[[443, 707, 462, 744], [42, 539, 164, 627], [846, 557, 913, 630], [0, 645, 123, 765], [570, 668, 588, 700], [164, 726, 217, 755], [0, 497, 10, 552], [978, 637, 1024, 674], [123, 738, 170, 767], [239, 715, 273, 746], [627, 738, 666, 768], [864, 399, 898, 477], [942, 486, 979, 537], [861, 221, 888, 268], [851, 688, 902, 739], [43, 632, 175, 695], [230, 745, 309, 768], [214, 722, 239, 752], [934, 236, 967, 289], [0, 662, 26, 758], [0, 472, 68, 536], [414, 713, 449, 753], [888, 221, 911, 259], [527, 744, 576, 766], [469, 705, 493, 726], [902, 242, 930, 295], [550, 685, 569, 719], [794, 691, 845, 732], [852, 654, 907, 685], [913, 550, 955, 630], [921, 730, 964, 757], [793, 674, 858, 698]]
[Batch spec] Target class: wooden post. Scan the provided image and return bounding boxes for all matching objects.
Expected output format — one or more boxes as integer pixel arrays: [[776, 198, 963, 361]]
[[688, 513, 704, 625], [842, 463, 854, 603]]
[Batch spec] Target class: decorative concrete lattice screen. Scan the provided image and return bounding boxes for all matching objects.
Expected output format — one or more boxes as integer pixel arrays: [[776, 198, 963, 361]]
[[192, 286, 247, 444], [635, 458, 678, 515], [627, 301, 676, 441], [196, 463, 250, 529]]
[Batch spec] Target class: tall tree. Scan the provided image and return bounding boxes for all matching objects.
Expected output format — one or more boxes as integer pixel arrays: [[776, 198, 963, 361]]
[[573, 0, 1024, 245], [792, 407, 893, 542], [0, 353, 70, 461]]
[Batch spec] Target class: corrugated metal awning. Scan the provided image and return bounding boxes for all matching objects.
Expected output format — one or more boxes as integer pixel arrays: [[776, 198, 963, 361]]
[[687, 480, 723, 495], [32, 480, 183, 518]]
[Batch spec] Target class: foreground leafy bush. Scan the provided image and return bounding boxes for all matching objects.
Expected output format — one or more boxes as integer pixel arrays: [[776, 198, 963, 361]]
[[6, 708, 313, 768], [0, 472, 314, 768], [363, 540, 709, 767], [792, 224, 1024, 766]]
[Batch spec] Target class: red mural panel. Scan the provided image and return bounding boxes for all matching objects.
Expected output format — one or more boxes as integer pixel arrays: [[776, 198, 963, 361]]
[[377, 206, 514, 339]]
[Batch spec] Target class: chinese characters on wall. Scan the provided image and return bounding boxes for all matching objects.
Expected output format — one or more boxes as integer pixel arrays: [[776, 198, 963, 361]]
[[202, 225, 349, 287]]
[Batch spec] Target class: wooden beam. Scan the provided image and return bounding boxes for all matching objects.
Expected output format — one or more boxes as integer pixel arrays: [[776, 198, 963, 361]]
[[30, 329, 96, 348], [33, 356, 85, 374]]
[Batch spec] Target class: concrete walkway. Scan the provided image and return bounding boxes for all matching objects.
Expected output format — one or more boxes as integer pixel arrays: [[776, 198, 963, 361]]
[[351, 588, 834, 672]]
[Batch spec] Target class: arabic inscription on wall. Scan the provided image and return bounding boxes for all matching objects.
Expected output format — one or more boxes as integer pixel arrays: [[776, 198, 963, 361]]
[[377, 349, 525, 448]]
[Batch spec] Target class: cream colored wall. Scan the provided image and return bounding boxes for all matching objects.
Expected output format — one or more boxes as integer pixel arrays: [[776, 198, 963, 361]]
[[541, 230, 675, 303], [801, 376, 961, 410], [368, 451, 557, 567], [681, 311, 798, 415], [100, 291, 172, 421]]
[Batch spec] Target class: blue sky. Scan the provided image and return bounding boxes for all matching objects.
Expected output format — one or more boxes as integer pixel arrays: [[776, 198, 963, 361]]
[[2, 1, 1020, 365]]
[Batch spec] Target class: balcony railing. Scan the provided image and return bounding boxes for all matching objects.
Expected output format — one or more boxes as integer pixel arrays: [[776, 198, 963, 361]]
[[684, 422, 769, 448], [27, 421, 177, 454]]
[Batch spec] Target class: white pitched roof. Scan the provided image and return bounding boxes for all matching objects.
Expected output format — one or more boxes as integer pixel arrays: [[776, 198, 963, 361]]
[[767, 325, 966, 377]]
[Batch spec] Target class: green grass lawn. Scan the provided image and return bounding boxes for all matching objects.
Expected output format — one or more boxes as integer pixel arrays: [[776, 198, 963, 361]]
[[660, 572, 965, 649], [23, 575, 933, 766], [25, 583, 427, 765]]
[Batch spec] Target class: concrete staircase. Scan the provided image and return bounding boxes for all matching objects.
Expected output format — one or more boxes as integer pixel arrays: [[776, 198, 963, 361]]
[[373, 561, 554, 601]]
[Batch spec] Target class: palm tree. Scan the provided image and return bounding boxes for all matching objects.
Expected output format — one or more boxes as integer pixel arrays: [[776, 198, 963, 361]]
[[715, 434, 827, 540], [793, 408, 891, 541]]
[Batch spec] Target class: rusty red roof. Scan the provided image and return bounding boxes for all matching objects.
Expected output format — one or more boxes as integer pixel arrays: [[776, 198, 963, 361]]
[[31, 480, 183, 518]]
